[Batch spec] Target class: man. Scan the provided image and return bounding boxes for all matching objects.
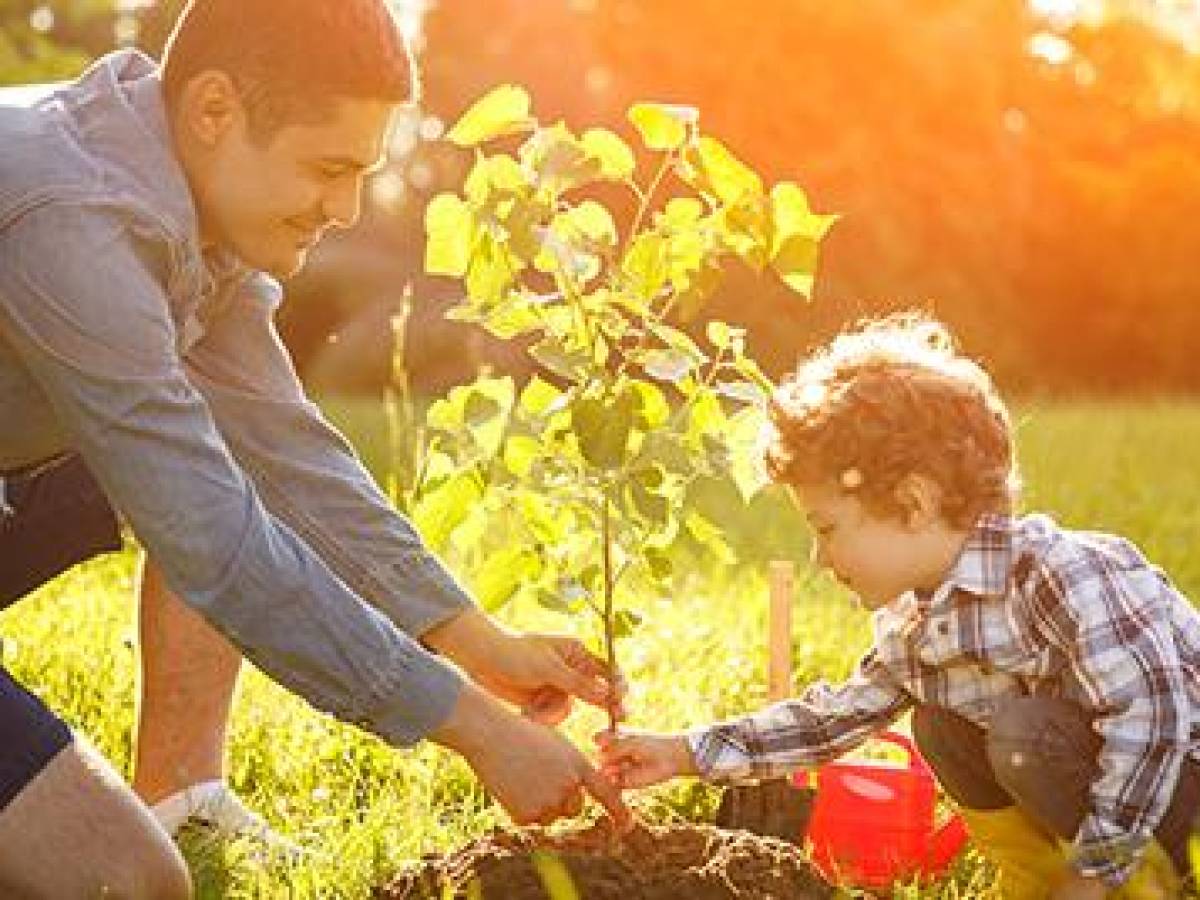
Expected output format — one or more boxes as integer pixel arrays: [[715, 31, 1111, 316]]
[[0, 1, 629, 896]]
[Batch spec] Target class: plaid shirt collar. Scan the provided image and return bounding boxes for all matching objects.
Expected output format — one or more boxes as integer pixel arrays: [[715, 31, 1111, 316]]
[[940, 512, 1019, 599], [881, 513, 1018, 626]]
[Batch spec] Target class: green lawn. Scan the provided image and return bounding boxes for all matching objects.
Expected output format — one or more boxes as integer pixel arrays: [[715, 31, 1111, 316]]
[[2, 397, 1198, 898]]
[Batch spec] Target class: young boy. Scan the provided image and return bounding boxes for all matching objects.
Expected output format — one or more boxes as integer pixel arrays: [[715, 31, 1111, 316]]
[[598, 314, 1200, 899]]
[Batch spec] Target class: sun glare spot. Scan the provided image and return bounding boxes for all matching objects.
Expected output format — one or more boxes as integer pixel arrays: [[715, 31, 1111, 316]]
[[1029, 31, 1075, 65]]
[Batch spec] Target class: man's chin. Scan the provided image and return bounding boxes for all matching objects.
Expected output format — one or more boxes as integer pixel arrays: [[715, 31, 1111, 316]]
[[255, 247, 308, 280]]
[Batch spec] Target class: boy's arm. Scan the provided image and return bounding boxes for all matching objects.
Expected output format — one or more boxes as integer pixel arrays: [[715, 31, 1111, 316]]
[[0, 202, 462, 748], [1025, 549, 1193, 887], [184, 272, 474, 640], [688, 650, 911, 783]]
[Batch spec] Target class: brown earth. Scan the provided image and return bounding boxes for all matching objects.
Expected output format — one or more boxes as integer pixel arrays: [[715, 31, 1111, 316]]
[[378, 819, 835, 900]]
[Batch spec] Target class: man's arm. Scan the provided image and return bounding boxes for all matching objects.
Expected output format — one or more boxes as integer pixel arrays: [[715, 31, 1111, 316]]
[[184, 274, 623, 720], [184, 272, 474, 640], [0, 201, 460, 748]]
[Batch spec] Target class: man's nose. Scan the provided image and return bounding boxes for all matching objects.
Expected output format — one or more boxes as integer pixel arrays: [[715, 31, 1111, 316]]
[[323, 179, 363, 229]]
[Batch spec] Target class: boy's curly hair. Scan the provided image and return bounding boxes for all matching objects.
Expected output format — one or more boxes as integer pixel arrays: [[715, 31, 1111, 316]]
[[766, 313, 1019, 529]]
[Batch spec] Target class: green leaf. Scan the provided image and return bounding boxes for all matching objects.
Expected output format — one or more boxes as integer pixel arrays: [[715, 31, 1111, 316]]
[[572, 390, 635, 470], [612, 608, 644, 639], [661, 198, 704, 229], [770, 182, 837, 247], [630, 381, 670, 430], [463, 377, 515, 459], [412, 471, 483, 551], [519, 376, 566, 417], [649, 322, 708, 365], [447, 84, 535, 147], [639, 348, 694, 383], [728, 406, 769, 502], [465, 234, 518, 306], [562, 200, 618, 250], [686, 137, 763, 204], [715, 380, 768, 405], [474, 545, 541, 611], [706, 320, 744, 352], [464, 153, 529, 206], [628, 102, 697, 151], [424, 194, 475, 277], [684, 511, 737, 565], [621, 233, 669, 302], [581, 128, 636, 181], [530, 337, 590, 381], [771, 234, 821, 298], [502, 435, 541, 478], [770, 182, 835, 298], [521, 122, 601, 194], [645, 548, 673, 583]]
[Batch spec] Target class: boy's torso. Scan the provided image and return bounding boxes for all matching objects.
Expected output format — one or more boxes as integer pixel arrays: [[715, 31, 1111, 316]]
[[871, 513, 1200, 744]]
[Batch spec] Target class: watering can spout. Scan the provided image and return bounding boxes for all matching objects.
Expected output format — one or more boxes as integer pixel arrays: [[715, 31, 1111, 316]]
[[930, 814, 970, 870]]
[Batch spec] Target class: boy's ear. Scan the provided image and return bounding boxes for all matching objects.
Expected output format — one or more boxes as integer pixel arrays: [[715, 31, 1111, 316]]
[[893, 474, 942, 530], [175, 70, 242, 147]]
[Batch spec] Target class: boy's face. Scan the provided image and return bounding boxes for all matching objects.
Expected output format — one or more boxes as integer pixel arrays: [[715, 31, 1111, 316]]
[[793, 479, 948, 609], [186, 92, 393, 279]]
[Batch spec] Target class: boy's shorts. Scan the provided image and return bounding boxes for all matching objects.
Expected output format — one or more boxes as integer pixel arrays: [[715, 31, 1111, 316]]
[[0, 455, 121, 812]]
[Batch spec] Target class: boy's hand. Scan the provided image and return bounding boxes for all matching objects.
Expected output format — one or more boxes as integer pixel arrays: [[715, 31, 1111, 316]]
[[594, 729, 697, 789]]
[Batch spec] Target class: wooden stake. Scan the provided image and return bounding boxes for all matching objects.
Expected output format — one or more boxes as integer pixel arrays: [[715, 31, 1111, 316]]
[[768, 560, 794, 703]]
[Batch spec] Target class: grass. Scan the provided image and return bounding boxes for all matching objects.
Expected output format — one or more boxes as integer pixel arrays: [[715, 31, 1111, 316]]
[[2, 397, 1198, 898]]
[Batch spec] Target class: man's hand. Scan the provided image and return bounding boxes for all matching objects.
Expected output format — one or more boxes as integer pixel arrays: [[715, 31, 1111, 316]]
[[424, 611, 626, 725], [431, 683, 632, 829], [1050, 872, 1109, 900]]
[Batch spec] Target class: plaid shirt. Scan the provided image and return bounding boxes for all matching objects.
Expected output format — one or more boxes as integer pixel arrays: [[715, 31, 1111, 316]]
[[690, 513, 1200, 884]]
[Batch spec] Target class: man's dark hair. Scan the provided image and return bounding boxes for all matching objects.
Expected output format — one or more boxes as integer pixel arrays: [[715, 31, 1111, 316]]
[[161, 0, 416, 142]]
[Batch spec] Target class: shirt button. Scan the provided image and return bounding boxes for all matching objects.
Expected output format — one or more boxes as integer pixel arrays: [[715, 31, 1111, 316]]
[[937, 621, 950, 635]]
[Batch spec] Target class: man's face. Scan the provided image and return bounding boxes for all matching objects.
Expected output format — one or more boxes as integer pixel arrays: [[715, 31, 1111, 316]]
[[190, 95, 393, 278]]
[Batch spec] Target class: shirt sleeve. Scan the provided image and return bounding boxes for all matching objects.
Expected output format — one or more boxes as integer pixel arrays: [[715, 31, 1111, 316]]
[[0, 201, 462, 747], [184, 271, 476, 639], [688, 648, 912, 783], [1025, 546, 1193, 885]]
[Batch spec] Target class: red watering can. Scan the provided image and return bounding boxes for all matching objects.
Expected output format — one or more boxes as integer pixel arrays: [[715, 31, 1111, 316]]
[[798, 730, 968, 887]]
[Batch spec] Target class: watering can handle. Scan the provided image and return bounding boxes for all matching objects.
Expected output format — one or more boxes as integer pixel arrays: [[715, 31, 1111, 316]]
[[871, 730, 933, 776]]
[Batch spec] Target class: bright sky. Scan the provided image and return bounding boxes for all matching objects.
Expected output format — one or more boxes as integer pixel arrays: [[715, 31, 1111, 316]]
[[1030, 0, 1200, 50]]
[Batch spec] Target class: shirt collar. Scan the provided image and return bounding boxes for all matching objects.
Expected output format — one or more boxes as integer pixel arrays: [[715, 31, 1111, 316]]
[[937, 512, 1018, 601]]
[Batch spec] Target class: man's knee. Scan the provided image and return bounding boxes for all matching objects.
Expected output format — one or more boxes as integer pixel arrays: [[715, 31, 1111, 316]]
[[0, 739, 193, 900], [125, 845, 193, 900]]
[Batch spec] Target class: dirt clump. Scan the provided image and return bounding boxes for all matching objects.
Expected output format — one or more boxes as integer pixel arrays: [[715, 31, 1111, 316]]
[[380, 819, 834, 899]]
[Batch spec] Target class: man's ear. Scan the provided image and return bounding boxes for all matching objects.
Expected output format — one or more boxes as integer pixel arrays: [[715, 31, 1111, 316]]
[[175, 70, 242, 147], [893, 473, 942, 530]]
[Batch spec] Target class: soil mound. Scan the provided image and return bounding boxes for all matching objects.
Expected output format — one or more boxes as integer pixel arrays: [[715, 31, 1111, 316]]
[[380, 819, 834, 899]]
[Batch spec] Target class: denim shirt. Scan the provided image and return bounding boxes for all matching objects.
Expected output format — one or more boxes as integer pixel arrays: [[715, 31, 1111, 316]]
[[0, 50, 474, 747]]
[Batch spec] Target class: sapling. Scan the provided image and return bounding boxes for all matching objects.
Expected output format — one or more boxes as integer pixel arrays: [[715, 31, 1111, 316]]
[[414, 84, 835, 732]]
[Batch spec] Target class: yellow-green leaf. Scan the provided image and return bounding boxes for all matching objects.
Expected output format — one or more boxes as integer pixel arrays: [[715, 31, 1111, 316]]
[[581, 127, 636, 181], [424, 194, 474, 277], [563, 200, 618, 249], [628, 102, 697, 151], [447, 84, 535, 148], [770, 181, 837, 253], [695, 136, 762, 204]]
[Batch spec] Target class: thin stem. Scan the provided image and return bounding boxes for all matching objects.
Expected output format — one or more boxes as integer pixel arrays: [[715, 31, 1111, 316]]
[[601, 486, 618, 733]]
